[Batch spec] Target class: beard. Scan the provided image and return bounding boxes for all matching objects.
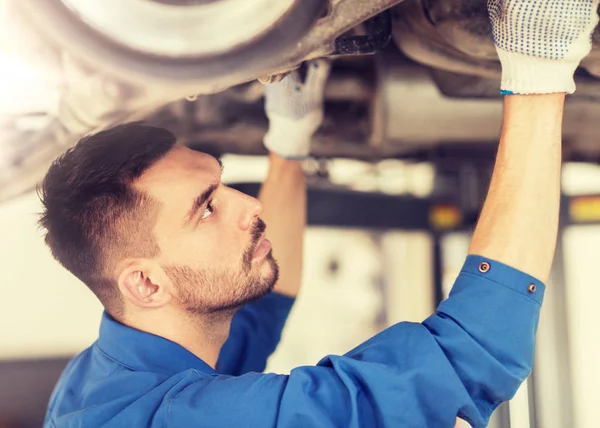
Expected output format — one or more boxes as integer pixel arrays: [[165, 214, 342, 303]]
[[164, 219, 279, 315]]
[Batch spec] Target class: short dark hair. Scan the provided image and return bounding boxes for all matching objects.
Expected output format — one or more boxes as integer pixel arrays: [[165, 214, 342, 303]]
[[38, 123, 176, 317]]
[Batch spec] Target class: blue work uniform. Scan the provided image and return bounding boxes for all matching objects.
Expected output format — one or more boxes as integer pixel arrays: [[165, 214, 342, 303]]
[[44, 255, 545, 428]]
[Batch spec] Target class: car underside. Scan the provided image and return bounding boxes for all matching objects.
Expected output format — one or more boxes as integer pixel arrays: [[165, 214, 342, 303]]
[[3, 0, 600, 203]]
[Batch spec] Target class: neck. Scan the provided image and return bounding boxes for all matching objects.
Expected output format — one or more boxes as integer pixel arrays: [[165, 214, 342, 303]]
[[123, 307, 235, 368]]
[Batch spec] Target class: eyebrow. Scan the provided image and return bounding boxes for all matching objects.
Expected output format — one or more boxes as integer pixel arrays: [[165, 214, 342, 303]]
[[184, 183, 218, 226]]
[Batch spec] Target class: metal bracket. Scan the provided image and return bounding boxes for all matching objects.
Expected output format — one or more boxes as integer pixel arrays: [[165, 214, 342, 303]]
[[330, 11, 392, 56]]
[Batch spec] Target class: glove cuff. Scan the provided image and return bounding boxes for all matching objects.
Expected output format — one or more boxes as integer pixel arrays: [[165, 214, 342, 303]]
[[263, 112, 323, 159], [497, 49, 579, 95], [264, 121, 312, 160]]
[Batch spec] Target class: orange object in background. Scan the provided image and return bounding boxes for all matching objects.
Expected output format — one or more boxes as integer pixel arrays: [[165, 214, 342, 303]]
[[569, 195, 600, 223], [430, 204, 463, 231]]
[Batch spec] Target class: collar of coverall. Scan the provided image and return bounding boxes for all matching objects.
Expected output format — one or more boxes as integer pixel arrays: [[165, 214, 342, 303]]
[[97, 311, 216, 377]]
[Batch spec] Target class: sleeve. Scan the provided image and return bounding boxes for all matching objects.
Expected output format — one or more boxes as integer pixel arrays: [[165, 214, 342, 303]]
[[167, 256, 544, 428], [216, 291, 295, 376]]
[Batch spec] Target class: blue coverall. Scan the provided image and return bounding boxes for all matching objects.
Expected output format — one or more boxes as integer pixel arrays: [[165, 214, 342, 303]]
[[44, 255, 545, 427]]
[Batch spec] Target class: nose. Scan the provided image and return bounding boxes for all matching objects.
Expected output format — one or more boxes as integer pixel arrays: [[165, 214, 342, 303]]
[[232, 188, 263, 230]]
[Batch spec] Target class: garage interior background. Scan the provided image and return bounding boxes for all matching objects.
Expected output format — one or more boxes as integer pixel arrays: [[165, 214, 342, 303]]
[[2, 1, 600, 428]]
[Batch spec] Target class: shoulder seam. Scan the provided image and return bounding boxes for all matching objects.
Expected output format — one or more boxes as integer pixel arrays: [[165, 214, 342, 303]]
[[165, 371, 204, 428]]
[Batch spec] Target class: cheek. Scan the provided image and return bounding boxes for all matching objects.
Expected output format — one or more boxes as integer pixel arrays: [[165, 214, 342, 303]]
[[174, 226, 248, 270]]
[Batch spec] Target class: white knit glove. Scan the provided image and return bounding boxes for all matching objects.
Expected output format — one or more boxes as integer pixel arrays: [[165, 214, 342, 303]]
[[488, 0, 600, 94], [263, 59, 331, 159]]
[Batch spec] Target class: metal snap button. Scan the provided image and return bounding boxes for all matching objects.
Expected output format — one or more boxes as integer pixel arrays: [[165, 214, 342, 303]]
[[528, 283, 537, 293], [478, 262, 490, 273]]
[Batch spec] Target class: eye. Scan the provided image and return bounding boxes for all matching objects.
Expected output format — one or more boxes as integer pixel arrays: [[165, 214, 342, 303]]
[[201, 201, 214, 220]]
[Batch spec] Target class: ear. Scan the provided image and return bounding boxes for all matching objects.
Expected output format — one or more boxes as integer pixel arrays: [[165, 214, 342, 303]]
[[116, 259, 173, 309]]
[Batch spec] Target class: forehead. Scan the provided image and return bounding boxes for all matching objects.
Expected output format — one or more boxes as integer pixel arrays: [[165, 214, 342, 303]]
[[135, 145, 220, 205]]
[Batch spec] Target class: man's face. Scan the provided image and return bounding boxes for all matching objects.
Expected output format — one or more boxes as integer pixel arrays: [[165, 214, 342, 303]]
[[135, 146, 278, 314]]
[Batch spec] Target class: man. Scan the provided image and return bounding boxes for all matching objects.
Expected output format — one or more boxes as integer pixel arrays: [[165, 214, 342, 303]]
[[42, 2, 598, 427]]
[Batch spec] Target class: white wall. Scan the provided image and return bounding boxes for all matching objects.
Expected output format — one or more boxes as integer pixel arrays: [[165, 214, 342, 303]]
[[268, 228, 383, 373], [563, 226, 600, 428], [0, 191, 102, 360]]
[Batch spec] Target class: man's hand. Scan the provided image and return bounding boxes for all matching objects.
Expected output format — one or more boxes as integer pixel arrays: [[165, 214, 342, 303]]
[[263, 59, 331, 159], [489, 0, 599, 94], [468, 1, 599, 282]]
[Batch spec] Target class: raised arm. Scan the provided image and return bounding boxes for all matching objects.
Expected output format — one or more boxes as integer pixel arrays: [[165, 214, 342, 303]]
[[260, 59, 330, 297], [469, 94, 564, 282], [469, 0, 599, 282], [258, 154, 306, 297], [423, 0, 600, 423]]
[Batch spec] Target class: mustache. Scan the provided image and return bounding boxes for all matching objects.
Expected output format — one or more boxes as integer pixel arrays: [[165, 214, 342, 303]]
[[242, 218, 267, 273], [250, 218, 266, 246]]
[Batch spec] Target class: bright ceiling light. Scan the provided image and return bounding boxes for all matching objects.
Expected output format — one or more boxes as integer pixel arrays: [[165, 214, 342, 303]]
[[0, 0, 59, 116], [0, 53, 60, 116]]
